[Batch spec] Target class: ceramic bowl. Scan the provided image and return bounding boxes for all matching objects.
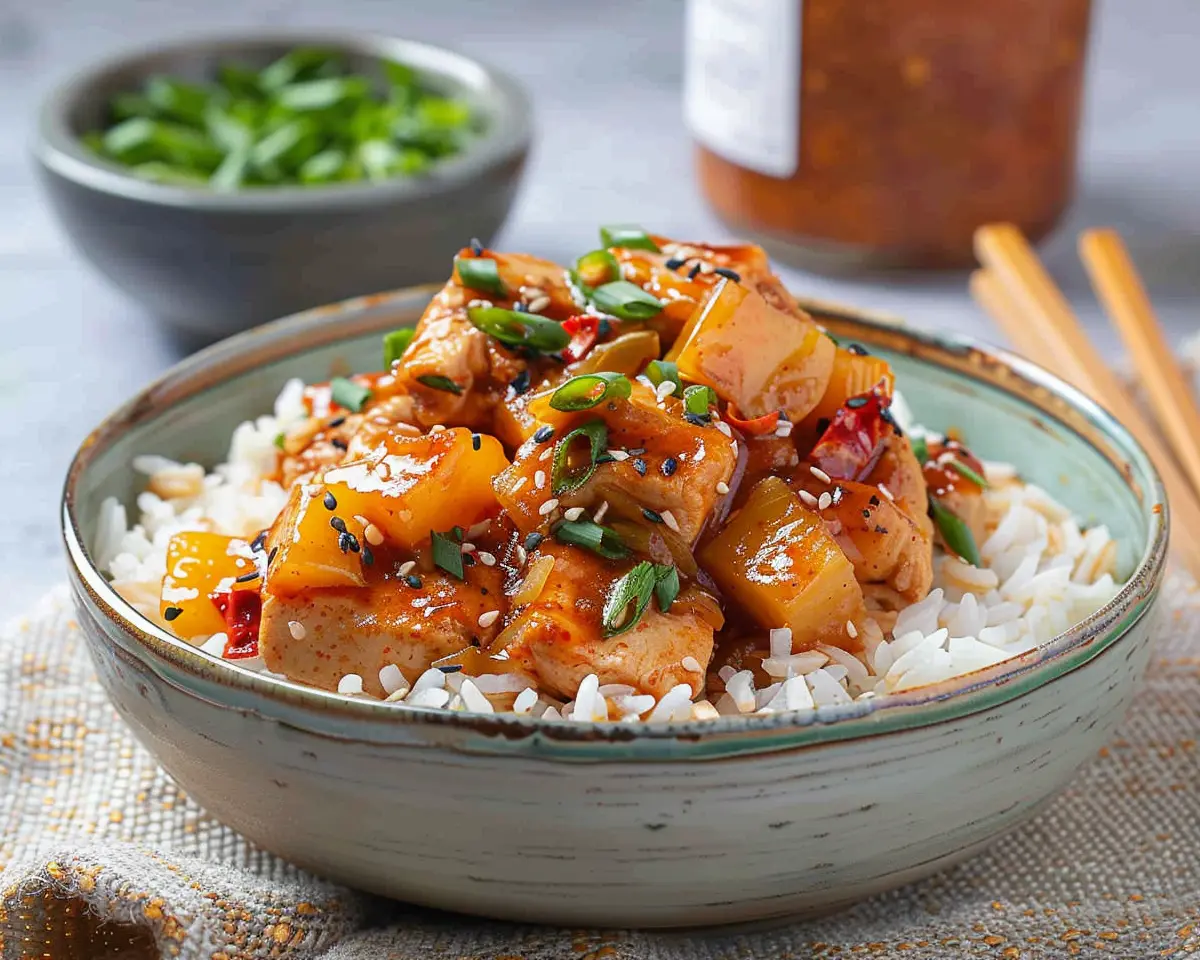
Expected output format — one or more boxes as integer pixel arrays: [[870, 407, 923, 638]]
[[33, 33, 531, 341], [61, 287, 1167, 928]]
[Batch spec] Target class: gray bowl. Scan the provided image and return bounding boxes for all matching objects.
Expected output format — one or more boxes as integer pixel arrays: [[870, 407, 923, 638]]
[[33, 32, 532, 340]]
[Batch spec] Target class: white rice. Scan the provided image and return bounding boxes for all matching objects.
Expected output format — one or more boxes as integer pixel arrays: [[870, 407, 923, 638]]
[[98, 383, 1123, 723]]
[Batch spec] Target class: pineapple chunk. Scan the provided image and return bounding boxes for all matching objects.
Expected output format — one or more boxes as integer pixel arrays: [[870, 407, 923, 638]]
[[161, 531, 259, 638], [698, 477, 865, 650], [800, 347, 894, 436]]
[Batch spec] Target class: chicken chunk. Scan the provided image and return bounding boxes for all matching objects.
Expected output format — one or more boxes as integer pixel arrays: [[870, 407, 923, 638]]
[[499, 541, 719, 700]]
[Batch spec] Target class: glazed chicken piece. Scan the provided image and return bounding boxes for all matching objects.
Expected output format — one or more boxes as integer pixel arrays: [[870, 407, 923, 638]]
[[382, 249, 580, 432], [278, 395, 420, 488], [499, 541, 721, 700], [259, 558, 507, 697], [494, 381, 737, 544]]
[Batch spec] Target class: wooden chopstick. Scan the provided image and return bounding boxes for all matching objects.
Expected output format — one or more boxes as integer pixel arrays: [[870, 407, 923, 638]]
[[1079, 228, 1200, 497], [973, 223, 1200, 578]]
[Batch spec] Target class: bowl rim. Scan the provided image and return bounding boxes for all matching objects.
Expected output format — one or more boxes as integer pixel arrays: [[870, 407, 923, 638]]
[[61, 285, 1168, 760], [32, 30, 533, 212]]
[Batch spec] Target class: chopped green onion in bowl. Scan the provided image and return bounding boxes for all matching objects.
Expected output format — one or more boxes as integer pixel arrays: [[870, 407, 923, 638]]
[[83, 47, 480, 190]]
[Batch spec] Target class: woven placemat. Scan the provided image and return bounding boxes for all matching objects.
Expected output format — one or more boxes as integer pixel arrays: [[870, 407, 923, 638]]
[[2, 582, 1198, 959]]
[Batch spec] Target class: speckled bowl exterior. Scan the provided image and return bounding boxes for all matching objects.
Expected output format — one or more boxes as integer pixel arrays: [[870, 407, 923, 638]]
[[61, 288, 1167, 928], [33, 34, 531, 340]]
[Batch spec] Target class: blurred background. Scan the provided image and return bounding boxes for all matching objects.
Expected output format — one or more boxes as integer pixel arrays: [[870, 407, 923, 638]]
[[2, 0, 1198, 598]]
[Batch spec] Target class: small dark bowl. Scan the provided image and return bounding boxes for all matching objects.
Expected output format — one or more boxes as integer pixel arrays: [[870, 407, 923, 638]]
[[33, 32, 532, 340]]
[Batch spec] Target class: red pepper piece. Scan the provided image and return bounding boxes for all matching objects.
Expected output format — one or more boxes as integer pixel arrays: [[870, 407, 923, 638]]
[[724, 405, 781, 437], [809, 387, 893, 481], [561, 315, 600, 363], [210, 590, 263, 660]]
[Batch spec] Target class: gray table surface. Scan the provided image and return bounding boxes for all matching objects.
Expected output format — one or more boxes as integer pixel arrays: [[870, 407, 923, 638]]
[[1, 0, 1197, 600]]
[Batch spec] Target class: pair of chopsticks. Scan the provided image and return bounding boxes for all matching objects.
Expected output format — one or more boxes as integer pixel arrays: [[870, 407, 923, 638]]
[[970, 223, 1200, 579]]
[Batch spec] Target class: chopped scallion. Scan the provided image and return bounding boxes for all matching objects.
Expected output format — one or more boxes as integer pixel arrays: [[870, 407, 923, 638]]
[[551, 518, 630, 559], [467, 306, 570, 353], [600, 224, 660, 253], [683, 383, 718, 417], [949, 459, 989, 488], [930, 497, 982, 567], [590, 281, 664, 321], [330, 376, 372, 412], [416, 374, 463, 395], [549, 372, 632, 412], [551, 420, 607, 495], [653, 564, 680, 612], [911, 435, 929, 465], [601, 560, 676, 637], [574, 249, 621, 288], [383, 328, 415, 368], [455, 256, 507, 297], [645, 359, 681, 394], [431, 529, 465, 580]]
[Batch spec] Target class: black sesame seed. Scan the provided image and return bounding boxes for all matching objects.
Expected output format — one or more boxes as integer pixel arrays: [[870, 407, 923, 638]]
[[470, 237, 484, 256], [880, 407, 905, 437], [330, 516, 347, 534], [874, 525, 889, 535], [533, 425, 554, 444], [328, 416, 346, 428], [331, 438, 348, 451], [234, 570, 261, 583], [362, 545, 375, 566], [869, 494, 881, 506], [513, 302, 528, 313], [846, 396, 869, 409], [524, 531, 545, 551], [268, 546, 278, 565], [464, 553, 476, 566], [664, 257, 685, 270], [404, 574, 422, 589], [815, 417, 831, 435], [439, 664, 464, 674], [346, 533, 361, 553], [511, 370, 532, 396], [323, 491, 337, 511], [471, 433, 482, 451], [684, 413, 710, 427], [250, 530, 268, 552], [597, 318, 612, 337], [661, 457, 678, 477], [688, 263, 702, 280], [862, 508, 872, 519], [632, 458, 647, 477], [163, 606, 183, 621], [470, 637, 481, 647], [714, 267, 741, 282], [846, 343, 869, 356], [595, 453, 616, 465], [642, 507, 664, 524]]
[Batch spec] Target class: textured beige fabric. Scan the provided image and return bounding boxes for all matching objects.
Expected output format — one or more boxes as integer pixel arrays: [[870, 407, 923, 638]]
[[1, 584, 1198, 959]]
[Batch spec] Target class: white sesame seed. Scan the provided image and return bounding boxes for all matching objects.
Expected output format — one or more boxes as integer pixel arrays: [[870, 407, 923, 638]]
[[511, 477, 528, 495], [515, 545, 528, 565], [467, 298, 493, 309], [878, 483, 895, 502], [539, 498, 560, 516], [564, 506, 586, 521], [363, 523, 383, 546], [846, 620, 859, 639], [661, 510, 681, 534], [818, 492, 832, 510], [287, 620, 306, 640], [831, 486, 844, 504], [694, 446, 706, 463], [478, 610, 501, 629], [655, 380, 676, 401], [698, 260, 715, 273], [478, 551, 497, 566], [539, 447, 553, 462], [429, 424, 447, 434], [337, 674, 364, 695], [798, 490, 819, 508], [715, 421, 733, 438], [681, 655, 704, 673], [384, 688, 409, 703], [774, 422, 794, 438], [810, 466, 832, 484], [607, 449, 630, 462], [527, 296, 551, 314], [534, 469, 546, 489], [398, 560, 416, 576], [593, 501, 610, 523], [715, 480, 730, 495]]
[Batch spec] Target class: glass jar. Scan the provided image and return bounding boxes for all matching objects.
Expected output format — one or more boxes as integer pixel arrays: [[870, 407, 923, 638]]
[[684, 0, 1093, 270]]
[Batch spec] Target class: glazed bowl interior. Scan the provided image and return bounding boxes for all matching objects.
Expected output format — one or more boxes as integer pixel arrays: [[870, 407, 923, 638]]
[[62, 287, 1166, 758]]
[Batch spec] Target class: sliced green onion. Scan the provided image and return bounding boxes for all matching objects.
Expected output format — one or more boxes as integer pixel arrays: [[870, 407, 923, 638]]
[[911, 435, 929, 465], [600, 224, 660, 253], [645, 360, 681, 394], [575, 249, 621, 288], [455, 256, 507, 297], [330, 376, 372, 412], [431, 529, 465, 580], [551, 519, 630, 560], [930, 498, 982, 567], [416, 374, 463, 395], [467, 306, 570, 353], [273, 431, 286, 451], [602, 561, 657, 636], [591, 281, 663, 321], [552, 420, 607, 495], [383, 329, 415, 369], [653, 564, 680, 612], [683, 383, 718, 417], [549, 372, 632, 412], [949, 459, 989, 489]]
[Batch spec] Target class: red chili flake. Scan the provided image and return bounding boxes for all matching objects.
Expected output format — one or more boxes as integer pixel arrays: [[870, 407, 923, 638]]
[[725, 405, 780, 437], [809, 386, 893, 481], [561, 315, 600, 363], [210, 590, 262, 660]]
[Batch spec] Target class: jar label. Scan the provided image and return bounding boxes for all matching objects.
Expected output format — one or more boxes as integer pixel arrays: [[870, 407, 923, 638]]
[[684, 0, 800, 178]]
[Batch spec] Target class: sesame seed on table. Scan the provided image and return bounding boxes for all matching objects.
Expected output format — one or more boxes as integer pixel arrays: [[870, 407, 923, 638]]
[[1, 0, 1197, 601]]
